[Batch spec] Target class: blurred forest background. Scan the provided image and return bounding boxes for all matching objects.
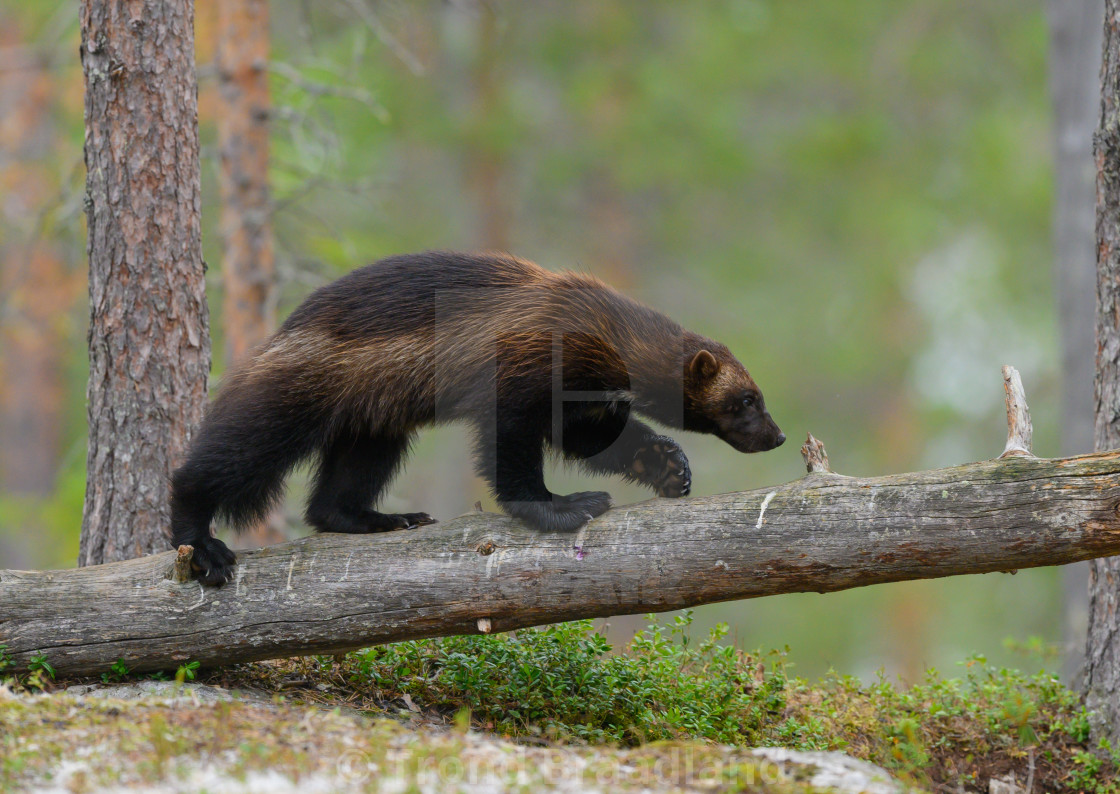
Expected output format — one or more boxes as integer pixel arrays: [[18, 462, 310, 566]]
[[0, 0, 1083, 682]]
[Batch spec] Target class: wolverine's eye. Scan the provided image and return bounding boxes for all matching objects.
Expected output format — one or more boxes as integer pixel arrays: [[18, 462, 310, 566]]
[[742, 395, 756, 409]]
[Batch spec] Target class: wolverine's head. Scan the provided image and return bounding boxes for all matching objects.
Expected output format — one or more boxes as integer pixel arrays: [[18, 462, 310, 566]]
[[682, 344, 785, 454]]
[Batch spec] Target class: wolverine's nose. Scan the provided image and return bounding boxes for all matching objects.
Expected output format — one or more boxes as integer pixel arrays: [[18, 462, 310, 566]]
[[775, 432, 786, 447]]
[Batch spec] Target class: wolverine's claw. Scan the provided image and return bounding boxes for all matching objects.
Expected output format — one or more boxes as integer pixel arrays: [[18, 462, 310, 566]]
[[188, 536, 237, 587], [402, 512, 436, 529]]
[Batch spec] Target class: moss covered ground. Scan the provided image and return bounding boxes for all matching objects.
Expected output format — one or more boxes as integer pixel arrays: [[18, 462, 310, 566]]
[[2, 614, 1117, 792]]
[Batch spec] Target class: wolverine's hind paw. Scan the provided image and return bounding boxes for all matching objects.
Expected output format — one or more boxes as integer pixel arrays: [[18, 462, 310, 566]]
[[631, 436, 692, 498], [359, 510, 437, 532], [501, 491, 612, 533], [189, 536, 237, 587]]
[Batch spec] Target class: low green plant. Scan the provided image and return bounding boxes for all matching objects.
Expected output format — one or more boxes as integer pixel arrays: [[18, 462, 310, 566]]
[[19, 651, 56, 691], [320, 617, 1118, 789], [1069, 741, 1120, 794], [175, 660, 201, 683], [778, 654, 1109, 788], [27, 653, 54, 680], [101, 659, 130, 684], [349, 611, 786, 745]]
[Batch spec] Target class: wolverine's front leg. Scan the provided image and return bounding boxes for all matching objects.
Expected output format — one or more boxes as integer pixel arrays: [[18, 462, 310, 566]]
[[560, 407, 691, 498]]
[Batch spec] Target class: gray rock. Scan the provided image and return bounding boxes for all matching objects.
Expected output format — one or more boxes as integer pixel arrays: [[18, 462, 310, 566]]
[[753, 747, 906, 794], [63, 680, 267, 704]]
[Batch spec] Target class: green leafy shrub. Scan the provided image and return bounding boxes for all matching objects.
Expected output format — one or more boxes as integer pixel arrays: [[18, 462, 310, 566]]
[[779, 655, 1115, 789], [349, 611, 786, 745], [314, 617, 1117, 790]]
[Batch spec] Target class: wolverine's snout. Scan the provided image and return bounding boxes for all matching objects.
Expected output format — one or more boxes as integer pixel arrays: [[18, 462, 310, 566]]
[[719, 412, 785, 454]]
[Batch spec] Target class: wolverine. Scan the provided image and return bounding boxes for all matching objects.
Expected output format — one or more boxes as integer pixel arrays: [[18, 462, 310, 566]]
[[171, 251, 785, 585]]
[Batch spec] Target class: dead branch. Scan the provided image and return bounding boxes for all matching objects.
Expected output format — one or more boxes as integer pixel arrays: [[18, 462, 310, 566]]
[[1000, 365, 1034, 458]]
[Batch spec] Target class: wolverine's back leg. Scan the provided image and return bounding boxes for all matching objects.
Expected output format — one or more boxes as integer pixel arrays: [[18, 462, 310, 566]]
[[304, 432, 435, 533], [170, 382, 325, 585]]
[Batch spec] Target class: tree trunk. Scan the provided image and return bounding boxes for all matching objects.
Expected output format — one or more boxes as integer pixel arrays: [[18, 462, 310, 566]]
[[1089, 0, 1120, 746], [78, 0, 210, 566], [215, 0, 275, 367], [5, 442, 1120, 678], [1048, 0, 1103, 684]]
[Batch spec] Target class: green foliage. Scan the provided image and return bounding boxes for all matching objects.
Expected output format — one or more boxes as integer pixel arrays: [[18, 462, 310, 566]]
[[350, 611, 786, 746], [779, 655, 1109, 787], [0, 644, 12, 677], [17, 651, 57, 692], [1069, 741, 1120, 794], [101, 659, 130, 684], [175, 661, 201, 684], [317, 617, 1115, 789], [27, 652, 54, 680]]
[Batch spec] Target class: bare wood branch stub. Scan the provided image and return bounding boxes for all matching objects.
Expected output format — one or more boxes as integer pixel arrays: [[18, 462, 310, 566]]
[[1000, 365, 1034, 458]]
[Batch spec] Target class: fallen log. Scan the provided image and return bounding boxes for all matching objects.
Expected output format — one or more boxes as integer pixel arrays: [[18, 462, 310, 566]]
[[2, 366, 1118, 677]]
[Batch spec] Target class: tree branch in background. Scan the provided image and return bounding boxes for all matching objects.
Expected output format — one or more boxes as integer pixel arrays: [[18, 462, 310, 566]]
[[216, 0, 276, 367]]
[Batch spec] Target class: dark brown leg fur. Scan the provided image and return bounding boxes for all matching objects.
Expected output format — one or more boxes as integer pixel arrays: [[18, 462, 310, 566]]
[[474, 402, 612, 533], [305, 433, 435, 534], [559, 407, 691, 498]]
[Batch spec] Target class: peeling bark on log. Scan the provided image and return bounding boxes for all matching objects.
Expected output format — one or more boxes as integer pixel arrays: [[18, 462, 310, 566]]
[[4, 448, 1120, 677]]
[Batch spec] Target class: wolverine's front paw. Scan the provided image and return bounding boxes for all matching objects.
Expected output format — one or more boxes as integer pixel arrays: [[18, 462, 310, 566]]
[[190, 536, 237, 587], [501, 491, 612, 533], [632, 436, 692, 498]]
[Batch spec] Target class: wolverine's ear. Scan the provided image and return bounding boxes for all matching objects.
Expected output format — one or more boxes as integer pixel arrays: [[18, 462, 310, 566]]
[[688, 350, 720, 382]]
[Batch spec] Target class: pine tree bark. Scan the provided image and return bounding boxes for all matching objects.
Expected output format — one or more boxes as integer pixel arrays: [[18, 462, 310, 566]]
[[215, 0, 274, 367], [78, 0, 210, 566], [1088, 0, 1120, 745]]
